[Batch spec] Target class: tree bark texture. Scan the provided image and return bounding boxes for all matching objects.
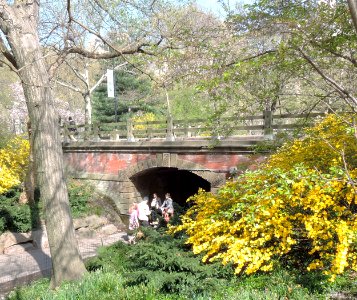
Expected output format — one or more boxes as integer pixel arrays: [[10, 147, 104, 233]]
[[0, 1, 86, 287], [84, 93, 92, 125], [348, 0, 357, 35]]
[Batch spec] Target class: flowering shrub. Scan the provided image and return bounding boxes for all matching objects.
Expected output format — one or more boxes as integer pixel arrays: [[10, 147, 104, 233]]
[[170, 114, 357, 280], [132, 112, 159, 130], [268, 114, 357, 172], [0, 137, 30, 194]]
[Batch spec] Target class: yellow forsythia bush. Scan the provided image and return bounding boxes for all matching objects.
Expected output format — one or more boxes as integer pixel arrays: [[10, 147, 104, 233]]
[[132, 112, 158, 130], [0, 136, 30, 194], [268, 114, 357, 172], [170, 114, 357, 280]]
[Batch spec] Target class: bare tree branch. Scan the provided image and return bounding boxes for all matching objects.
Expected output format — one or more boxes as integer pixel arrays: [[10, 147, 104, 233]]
[[322, 47, 357, 68], [0, 44, 18, 70], [224, 49, 276, 67], [56, 79, 82, 94], [67, 0, 72, 22], [63, 58, 87, 85], [298, 48, 357, 108]]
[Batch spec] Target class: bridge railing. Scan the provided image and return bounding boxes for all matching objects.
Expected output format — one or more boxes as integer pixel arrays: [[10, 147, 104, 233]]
[[61, 111, 327, 142]]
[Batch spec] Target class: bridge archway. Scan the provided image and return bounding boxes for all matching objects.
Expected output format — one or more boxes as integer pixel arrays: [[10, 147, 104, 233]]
[[65, 152, 228, 215], [118, 154, 226, 213], [130, 167, 211, 207]]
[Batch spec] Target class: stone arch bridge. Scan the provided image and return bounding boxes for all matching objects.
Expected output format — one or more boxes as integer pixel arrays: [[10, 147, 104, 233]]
[[63, 138, 266, 217]]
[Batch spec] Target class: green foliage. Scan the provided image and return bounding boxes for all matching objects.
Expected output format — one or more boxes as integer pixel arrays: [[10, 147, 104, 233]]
[[0, 180, 94, 234], [87, 228, 326, 299], [92, 69, 155, 123], [87, 228, 235, 299], [7, 271, 164, 300], [0, 187, 32, 233], [253, 131, 296, 153], [0, 216, 5, 232], [168, 84, 213, 120], [198, 0, 354, 124], [0, 129, 14, 149], [67, 180, 93, 218], [9, 227, 357, 299]]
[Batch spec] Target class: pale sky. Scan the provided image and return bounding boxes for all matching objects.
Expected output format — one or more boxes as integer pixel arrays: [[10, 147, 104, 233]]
[[195, 0, 254, 16]]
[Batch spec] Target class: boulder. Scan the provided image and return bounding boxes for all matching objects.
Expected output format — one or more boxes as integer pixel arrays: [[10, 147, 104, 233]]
[[84, 215, 108, 230], [98, 224, 118, 236], [4, 242, 35, 255], [73, 218, 88, 230], [75, 227, 96, 239], [0, 232, 33, 252]]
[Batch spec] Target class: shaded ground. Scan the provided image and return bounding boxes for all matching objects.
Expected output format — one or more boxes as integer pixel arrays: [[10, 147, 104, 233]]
[[0, 232, 127, 299]]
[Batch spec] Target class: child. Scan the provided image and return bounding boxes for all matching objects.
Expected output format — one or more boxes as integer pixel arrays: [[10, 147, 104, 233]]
[[128, 202, 139, 231]]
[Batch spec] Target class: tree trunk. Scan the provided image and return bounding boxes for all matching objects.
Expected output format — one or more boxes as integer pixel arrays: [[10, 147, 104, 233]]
[[84, 93, 92, 125], [0, 3, 86, 287], [24, 120, 35, 205], [348, 0, 357, 35]]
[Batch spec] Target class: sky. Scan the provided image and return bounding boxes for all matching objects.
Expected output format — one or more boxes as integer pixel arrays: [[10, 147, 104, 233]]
[[195, 0, 254, 16]]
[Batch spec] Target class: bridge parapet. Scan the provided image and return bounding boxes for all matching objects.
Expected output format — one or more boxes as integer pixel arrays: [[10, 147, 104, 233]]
[[62, 111, 326, 143]]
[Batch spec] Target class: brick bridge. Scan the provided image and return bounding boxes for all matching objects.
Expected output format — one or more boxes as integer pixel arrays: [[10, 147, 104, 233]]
[[63, 138, 266, 217], [62, 112, 323, 217]]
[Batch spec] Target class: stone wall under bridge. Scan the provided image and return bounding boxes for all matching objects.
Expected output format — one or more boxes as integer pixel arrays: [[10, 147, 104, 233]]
[[63, 140, 266, 217]]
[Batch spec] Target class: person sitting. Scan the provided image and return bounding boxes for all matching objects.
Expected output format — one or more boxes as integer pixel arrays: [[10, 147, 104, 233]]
[[138, 196, 151, 227], [150, 193, 162, 225], [161, 193, 174, 223], [68, 116, 77, 141]]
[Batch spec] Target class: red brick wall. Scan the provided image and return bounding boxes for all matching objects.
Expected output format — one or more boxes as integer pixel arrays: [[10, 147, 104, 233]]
[[64, 152, 265, 175], [178, 154, 251, 170]]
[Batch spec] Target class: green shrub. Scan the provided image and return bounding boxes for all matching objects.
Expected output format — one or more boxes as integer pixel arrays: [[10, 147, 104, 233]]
[[68, 180, 93, 218], [86, 228, 235, 298], [0, 216, 5, 232], [0, 179, 93, 234], [0, 186, 32, 233], [8, 228, 356, 299]]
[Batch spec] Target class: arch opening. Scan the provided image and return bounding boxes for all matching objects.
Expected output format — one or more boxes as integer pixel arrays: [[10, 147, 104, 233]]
[[130, 167, 211, 207]]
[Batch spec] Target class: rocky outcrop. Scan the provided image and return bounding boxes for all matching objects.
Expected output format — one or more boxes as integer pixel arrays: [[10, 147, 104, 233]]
[[0, 215, 121, 254]]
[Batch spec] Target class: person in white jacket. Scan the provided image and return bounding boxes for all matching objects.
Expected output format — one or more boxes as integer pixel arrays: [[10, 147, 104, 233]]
[[138, 197, 151, 226]]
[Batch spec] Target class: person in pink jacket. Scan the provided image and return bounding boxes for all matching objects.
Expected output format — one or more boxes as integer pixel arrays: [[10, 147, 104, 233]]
[[128, 202, 139, 231]]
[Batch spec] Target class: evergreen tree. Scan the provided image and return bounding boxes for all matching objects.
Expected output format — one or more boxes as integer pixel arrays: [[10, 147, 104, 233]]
[[92, 70, 156, 123]]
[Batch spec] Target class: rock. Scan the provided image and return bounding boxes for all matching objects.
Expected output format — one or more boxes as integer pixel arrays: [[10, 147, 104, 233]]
[[4, 242, 35, 254], [75, 227, 96, 239], [32, 227, 49, 249], [0, 214, 116, 254], [73, 218, 88, 230], [115, 223, 127, 232], [84, 215, 108, 230], [98, 224, 117, 236], [0, 232, 33, 250]]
